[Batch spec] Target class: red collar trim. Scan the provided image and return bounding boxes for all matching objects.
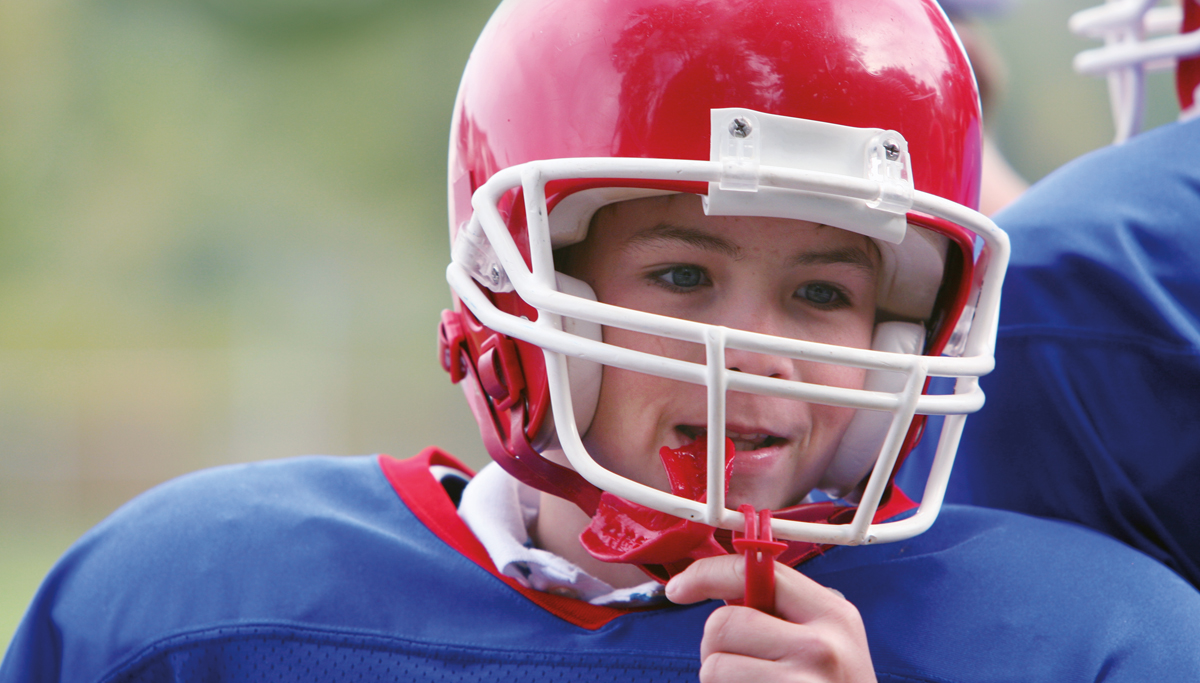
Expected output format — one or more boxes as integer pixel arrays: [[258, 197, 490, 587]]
[[377, 450, 650, 630], [378, 450, 917, 626]]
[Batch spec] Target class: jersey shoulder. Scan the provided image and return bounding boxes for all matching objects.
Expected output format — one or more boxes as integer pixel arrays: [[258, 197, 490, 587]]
[[994, 117, 1200, 334], [998, 117, 1200, 239], [803, 505, 1200, 683], [0, 452, 711, 683]]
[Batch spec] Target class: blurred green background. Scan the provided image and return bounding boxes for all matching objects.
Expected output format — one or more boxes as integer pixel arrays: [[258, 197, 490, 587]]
[[0, 0, 1184, 649]]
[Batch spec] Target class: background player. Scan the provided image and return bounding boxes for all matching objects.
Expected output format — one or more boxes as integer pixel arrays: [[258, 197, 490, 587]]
[[5, 1, 1200, 681], [899, 0, 1200, 589]]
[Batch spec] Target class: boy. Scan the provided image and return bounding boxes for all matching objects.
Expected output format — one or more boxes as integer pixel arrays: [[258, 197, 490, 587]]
[[4, 1, 1200, 681]]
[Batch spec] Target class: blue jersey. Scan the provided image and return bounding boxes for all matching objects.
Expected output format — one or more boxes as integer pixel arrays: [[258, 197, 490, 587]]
[[898, 117, 1200, 588], [4, 451, 1200, 683]]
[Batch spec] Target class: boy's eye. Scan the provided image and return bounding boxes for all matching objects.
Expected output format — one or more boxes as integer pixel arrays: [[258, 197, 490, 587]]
[[655, 265, 707, 289], [797, 282, 843, 306]]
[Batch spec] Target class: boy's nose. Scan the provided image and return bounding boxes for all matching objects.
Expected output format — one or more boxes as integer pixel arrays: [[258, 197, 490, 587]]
[[723, 346, 797, 381], [716, 300, 799, 380]]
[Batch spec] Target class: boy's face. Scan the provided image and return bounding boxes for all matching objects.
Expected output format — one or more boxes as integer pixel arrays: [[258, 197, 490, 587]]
[[562, 194, 881, 511]]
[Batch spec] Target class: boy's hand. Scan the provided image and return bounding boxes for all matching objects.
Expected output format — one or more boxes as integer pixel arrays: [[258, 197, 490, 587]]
[[666, 554, 877, 683]]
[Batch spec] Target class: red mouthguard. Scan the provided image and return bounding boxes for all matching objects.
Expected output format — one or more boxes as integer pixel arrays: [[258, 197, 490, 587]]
[[579, 437, 735, 569]]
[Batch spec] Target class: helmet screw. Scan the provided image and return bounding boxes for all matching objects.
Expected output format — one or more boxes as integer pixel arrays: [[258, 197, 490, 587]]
[[729, 117, 752, 138], [489, 264, 502, 285], [883, 142, 901, 161]]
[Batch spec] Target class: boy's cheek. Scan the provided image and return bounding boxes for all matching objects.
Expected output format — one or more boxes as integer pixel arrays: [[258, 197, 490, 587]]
[[793, 361, 869, 391], [601, 325, 705, 361], [811, 403, 859, 434]]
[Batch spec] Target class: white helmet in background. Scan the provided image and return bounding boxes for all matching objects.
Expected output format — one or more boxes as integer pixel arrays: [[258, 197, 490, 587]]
[[1071, 0, 1200, 143]]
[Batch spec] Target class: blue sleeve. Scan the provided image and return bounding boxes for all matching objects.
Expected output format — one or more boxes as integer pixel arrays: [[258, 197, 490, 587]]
[[0, 456, 415, 683], [0, 455, 712, 683]]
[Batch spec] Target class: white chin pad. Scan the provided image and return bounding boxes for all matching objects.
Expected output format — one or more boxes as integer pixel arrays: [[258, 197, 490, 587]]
[[819, 321, 927, 500], [554, 272, 603, 437]]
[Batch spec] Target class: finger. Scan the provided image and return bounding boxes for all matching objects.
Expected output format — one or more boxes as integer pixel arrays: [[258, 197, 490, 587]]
[[701, 606, 877, 683], [665, 554, 748, 605], [771, 562, 858, 626], [698, 651, 788, 683], [667, 555, 851, 623], [699, 604, 805, 662]]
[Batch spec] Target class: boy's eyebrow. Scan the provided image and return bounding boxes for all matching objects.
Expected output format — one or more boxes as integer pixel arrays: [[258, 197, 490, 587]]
[[623, 223, 878, 273], [789, 246, 879, 273], [622, 224, 741, 258]]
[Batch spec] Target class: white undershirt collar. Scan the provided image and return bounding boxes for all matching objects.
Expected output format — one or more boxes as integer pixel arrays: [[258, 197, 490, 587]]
[[457, 462, 665, 606]]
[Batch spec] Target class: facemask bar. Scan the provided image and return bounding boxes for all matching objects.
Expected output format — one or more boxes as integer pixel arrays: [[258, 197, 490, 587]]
[[447, 156, 1009, 546], [1072, 0, 1200, 143]]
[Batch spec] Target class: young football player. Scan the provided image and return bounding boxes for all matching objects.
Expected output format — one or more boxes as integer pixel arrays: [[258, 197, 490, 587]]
[[899, 0, 1200, 589], [4, 1, 1200, 682]]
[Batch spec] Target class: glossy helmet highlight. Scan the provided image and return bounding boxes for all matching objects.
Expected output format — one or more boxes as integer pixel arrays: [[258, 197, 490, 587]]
[[1071, 0, 1200, 143], [440, 0, 1009, 548]]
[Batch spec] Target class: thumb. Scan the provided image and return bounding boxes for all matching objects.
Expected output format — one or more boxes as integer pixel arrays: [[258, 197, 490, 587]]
[[665, 554, 747, 605]]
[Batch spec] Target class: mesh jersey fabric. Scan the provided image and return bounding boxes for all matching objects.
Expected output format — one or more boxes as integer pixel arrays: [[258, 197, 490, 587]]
[[897, 117, 1200, 588], [4, 451, 1200, 683], [86, 626, 700, 683]]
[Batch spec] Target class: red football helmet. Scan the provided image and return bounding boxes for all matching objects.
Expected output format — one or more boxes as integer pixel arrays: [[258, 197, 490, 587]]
[[439, 0, 1009, 552], [1072, 0, 1200, 143]]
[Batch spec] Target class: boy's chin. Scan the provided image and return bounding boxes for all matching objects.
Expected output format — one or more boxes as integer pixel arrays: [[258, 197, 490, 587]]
[[724, 480, 804, 513]]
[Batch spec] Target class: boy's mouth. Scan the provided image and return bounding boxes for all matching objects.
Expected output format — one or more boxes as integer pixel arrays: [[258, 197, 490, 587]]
[[675, 425, 787, 453]]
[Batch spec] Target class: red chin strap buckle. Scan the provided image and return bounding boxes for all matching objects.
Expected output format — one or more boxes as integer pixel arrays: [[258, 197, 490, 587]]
[[731, 505, 788, 615]]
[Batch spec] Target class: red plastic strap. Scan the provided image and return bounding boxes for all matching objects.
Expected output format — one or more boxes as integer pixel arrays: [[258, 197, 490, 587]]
[[437, 309, 467, 384], [731, 505, 787, 615], [477, 334, 526, 411]]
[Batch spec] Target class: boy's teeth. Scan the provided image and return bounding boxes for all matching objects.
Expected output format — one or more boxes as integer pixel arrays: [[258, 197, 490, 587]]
[[680, 426, 774, 451], [730, 434, 769, 451]]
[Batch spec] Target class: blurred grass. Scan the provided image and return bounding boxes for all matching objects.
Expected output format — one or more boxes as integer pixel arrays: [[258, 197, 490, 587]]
[[0, 0, 1187, 654], [1, 515, 103, 651], [0, 0, 499, 648]]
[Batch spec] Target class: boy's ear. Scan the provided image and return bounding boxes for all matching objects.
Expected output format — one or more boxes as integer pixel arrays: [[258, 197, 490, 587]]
[[818, 321, 926, 501], [555, 272, 603, 437]]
